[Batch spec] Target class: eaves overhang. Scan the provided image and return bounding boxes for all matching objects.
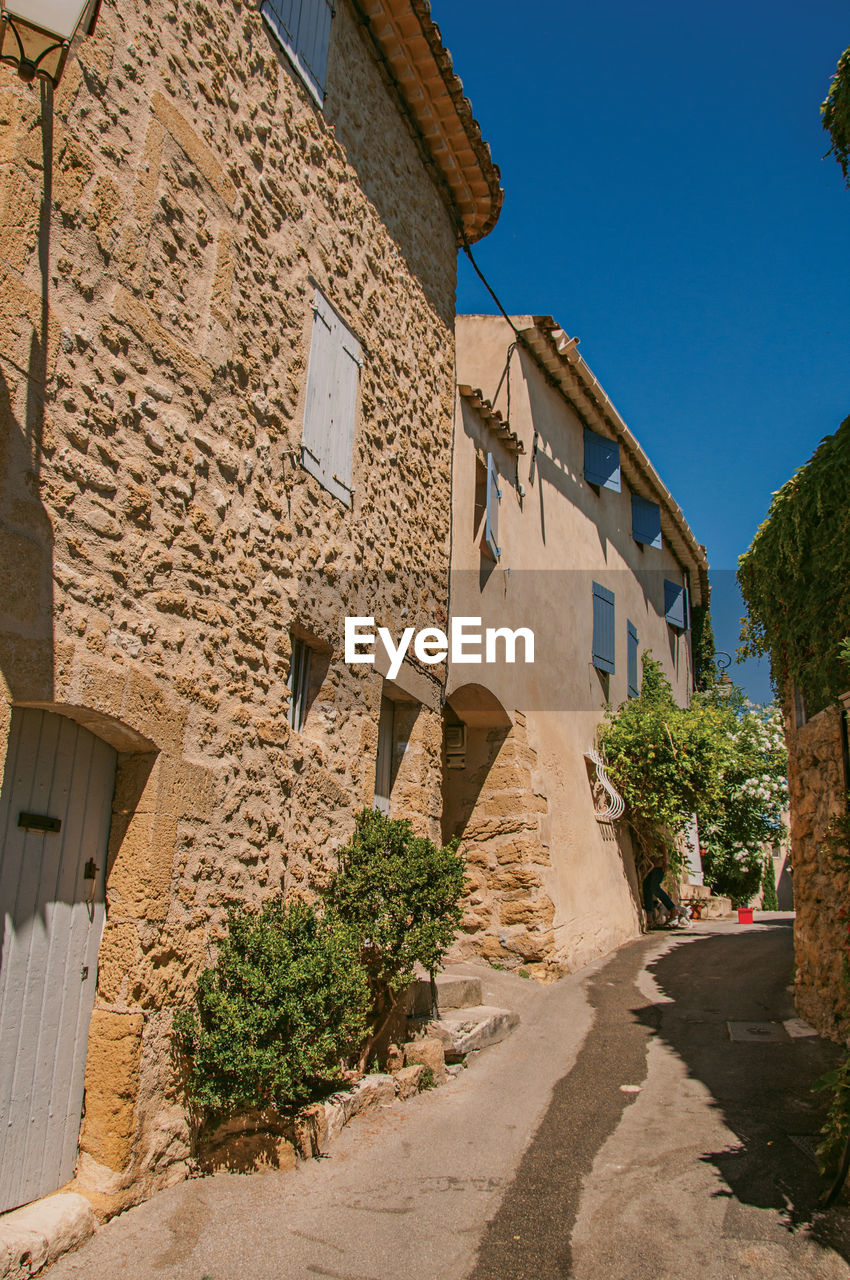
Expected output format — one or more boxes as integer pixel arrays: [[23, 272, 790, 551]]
[[351, 0, 503, 242], [515, 315, 709, 607]]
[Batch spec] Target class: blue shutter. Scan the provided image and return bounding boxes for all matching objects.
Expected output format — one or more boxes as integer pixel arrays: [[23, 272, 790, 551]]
[[485, 452, 501, 561], [664, 580, 687, 630], [592, 582, 615, 673], [261, 0, 332, 103], [627, 621, 639, 697], [631, 494, 662, 548], [584, 428, 621, 492], [262, 0, 299, 46], [297, 0, 333, 97]]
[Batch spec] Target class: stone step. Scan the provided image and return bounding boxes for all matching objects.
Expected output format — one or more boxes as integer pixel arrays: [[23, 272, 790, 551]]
[[692, 894, 733, 920], [409, 1004, 520, 1060], [406, 972, 483, 1017]]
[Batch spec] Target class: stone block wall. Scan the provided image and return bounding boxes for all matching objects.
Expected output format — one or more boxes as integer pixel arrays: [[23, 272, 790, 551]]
[[444, 713, 560, 979], [786, 702, 850, 1038], [0, 0, 458, 1213]]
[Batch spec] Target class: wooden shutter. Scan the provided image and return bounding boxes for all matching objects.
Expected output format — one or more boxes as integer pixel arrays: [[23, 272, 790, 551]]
[[664, 579, 687, 630], [631, 494, 662, 548], [261, 0, 333, 104], [301, 290, 361, 507], [297, 0, 333, 98], [485, 452, 501, 561], [592, 582, 616, 673], [262, 0, 299, 46], [0, 710, 115, 1212], [584, 428, 621, 491], [627, 621, 639, 697]]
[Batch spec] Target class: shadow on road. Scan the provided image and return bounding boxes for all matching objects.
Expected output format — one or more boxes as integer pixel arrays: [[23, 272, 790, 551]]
[[637, 920, 850, 1261]]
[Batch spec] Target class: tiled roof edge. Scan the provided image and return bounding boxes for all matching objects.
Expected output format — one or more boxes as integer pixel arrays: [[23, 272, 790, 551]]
[[353, 0, 504, 242]]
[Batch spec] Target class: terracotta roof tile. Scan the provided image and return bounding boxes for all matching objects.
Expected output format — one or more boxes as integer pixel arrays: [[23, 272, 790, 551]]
[[352, 0, 503, 242]]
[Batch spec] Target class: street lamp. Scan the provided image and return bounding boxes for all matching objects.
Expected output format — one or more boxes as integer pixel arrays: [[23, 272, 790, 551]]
[[714, 651, 734, 698], [0, 0, 100, 87]]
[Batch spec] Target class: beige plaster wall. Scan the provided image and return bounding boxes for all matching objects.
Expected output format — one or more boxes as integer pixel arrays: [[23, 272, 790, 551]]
[[446, 314, 696, 973], [0, 0, 457, 1213], [785, 702, 850, 1039]]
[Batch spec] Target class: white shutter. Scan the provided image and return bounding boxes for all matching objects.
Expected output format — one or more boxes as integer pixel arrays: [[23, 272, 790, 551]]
[[301, 290, 361, 507], [485, 452, 501, 561]]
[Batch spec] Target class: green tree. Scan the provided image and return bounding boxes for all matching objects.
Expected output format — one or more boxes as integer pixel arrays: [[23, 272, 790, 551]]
[[327, 809, 466, 1058], [822, 46, 850, 188]]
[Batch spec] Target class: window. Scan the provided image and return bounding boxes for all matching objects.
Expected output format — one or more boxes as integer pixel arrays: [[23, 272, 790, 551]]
[[592, 582, 615, 673], [584, 427, 620, 492], [374, 695, 395, 814], [631, 494, 662, 548], [664, 579, 689, 631], [261, 0, 334, 105], [484, 452, 501, 561], [627, 621, 639, 697], [287, 635, 312, 731], [301, 289, 362, 507]]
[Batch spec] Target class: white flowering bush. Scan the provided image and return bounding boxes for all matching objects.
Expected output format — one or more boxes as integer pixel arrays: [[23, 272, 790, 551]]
[[697, 701, 788, 905]]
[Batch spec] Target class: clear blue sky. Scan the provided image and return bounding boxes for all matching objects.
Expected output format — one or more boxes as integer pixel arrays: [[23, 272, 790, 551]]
[[434, 0, 849, 702]]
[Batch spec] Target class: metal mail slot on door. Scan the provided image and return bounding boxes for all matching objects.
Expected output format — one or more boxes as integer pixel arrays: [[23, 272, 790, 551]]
[[17, 812, 62, 833]]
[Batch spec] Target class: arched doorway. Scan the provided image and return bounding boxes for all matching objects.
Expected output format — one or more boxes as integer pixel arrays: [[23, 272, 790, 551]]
[[0, 708, 116, 1212]]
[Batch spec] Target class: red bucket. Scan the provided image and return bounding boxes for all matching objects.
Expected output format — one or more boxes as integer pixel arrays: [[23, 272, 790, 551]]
[[737, 907, 754, 924]]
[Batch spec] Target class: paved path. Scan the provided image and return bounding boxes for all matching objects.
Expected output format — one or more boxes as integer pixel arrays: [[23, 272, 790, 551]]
[[47, 918, 850, 1279]]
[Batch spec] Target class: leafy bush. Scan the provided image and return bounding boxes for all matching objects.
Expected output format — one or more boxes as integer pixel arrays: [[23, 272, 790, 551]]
[[174, 898, 371, 1116], [327, 808, 466, 992], [822, 46, 850, 189], [599, 653, 787, 901], [738, 416, 850, 714]]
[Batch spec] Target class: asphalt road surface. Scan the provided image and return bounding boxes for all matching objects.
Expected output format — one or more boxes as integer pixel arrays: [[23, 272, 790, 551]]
[[48, 918, 850, 1280]]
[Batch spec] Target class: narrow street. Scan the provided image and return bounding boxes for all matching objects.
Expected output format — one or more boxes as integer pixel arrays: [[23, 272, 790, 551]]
[[46, 919, 850, 1280]]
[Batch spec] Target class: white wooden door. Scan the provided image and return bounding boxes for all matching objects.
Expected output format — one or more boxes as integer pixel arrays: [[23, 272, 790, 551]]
[[0, 709, 116, 1212]]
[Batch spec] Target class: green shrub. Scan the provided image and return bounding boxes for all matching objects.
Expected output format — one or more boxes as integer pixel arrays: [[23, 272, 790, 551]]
[[327, 808, 466, 993], [174, 898, 371, 1116], [761, 854, 779, 911]]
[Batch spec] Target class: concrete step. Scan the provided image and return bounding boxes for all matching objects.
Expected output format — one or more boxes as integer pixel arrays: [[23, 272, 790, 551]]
[[407, 972, 483, 1017], [409, 1004, 520, 1060]]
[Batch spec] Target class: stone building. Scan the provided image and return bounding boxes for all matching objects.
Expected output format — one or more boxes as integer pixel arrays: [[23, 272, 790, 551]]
[[0, 0, 501, 1216], [443, 314, 709, 975], [784, 696, 849, 1037]]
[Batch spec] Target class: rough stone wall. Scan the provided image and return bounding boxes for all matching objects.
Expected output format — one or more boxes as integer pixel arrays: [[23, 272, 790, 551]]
[[786, 702, 850, 1039], [444, 713, 560, 979], [0, 0, 457, 1213]]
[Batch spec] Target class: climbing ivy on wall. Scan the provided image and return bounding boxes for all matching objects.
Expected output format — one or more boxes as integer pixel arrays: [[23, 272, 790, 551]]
[[738, 416, 850, 715], [691, 603, 718, 691], [822, 46, 850, 188]]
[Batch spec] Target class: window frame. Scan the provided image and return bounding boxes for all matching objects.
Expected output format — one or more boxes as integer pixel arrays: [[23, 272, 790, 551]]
[[287, 635, 313, 732]]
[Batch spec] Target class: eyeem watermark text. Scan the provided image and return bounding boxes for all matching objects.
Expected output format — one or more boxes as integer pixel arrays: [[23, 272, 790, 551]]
[[345, 617, 535, 680]]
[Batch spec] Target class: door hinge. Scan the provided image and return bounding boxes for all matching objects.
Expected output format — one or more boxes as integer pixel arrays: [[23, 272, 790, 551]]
[[81, 965, 89, 981], [84, 859, 98, 880]]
